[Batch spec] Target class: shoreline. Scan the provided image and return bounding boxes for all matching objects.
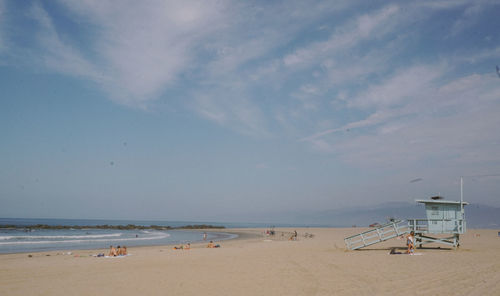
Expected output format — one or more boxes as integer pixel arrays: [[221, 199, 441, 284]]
[[0, 228, 261, 257]]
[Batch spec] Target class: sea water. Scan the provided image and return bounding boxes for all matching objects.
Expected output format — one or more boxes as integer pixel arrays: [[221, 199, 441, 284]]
[[0, 217, 327, 254], [0, 218, 237, 254]]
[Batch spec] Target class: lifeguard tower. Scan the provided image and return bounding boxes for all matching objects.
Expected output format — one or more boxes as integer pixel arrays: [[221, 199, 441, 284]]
[[344, 197, 468, 250], [408, 198, 468, 248]]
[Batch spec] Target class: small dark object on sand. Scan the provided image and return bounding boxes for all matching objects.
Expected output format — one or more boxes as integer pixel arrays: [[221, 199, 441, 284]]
[[389, 248, 402, 255]]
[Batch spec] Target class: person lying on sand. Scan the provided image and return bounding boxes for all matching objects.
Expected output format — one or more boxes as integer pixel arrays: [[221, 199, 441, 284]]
[[207, 241, 221, 248], [173, 244, 191, 250], [109, 245, 117, 257], [120, 246, 127, 256]]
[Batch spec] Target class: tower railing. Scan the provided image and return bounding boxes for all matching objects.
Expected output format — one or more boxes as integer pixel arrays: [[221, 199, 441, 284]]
[[407, 219, 466, 234]]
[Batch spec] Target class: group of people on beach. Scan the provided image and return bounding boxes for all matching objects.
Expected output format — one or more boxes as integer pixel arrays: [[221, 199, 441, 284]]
[[108, 245, 127, 256], [173, 241, 221, 250], [173, 243, 191, 250]]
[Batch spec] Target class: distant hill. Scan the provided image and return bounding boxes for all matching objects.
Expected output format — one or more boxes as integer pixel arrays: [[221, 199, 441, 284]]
[[465, 204, 500, 229], [291, 202, 500, 229]]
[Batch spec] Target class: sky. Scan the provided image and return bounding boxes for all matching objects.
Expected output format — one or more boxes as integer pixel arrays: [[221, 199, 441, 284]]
[[1, 0, 500, 223]]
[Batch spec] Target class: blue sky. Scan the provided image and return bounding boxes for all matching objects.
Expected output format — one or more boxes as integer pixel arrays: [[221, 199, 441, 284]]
[[1, 0, 500, 222]]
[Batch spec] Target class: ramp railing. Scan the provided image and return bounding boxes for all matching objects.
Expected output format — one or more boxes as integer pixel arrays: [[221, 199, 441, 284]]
[[344, 220, 410, 250]]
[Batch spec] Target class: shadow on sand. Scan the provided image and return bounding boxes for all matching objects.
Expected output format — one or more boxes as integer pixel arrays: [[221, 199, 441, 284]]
[[354, 246, 452, 251]]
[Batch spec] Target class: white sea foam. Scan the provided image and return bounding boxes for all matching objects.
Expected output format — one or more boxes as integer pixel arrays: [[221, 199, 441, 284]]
[[0, 233, 123, 240], [0, 232, 170, 245]]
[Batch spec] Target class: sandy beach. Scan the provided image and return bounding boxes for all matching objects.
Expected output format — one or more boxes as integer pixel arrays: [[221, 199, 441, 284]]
[[1, 228, 499, 296]]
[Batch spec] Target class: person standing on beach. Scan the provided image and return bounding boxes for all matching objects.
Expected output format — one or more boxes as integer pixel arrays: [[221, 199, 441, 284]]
[[406, 231, 415, 254], [203, 232, 207, 241]]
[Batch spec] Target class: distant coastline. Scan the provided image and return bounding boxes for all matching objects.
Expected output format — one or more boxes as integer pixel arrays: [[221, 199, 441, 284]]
[[0, 217, 334, 229], [0, 224, 225, 231]]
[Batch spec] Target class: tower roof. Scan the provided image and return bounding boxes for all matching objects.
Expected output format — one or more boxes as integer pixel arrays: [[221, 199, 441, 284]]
[[415, 199, 468, 205]]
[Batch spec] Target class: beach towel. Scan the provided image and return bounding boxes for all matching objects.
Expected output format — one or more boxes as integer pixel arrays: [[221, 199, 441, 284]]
[[101, 254, 131, 258]]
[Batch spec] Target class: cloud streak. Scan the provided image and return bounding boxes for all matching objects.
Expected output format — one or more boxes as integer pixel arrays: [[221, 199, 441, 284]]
[[312, 72, 500, 169], [29, 3, 101, 81], [54, 0, 234, 106], [283, 5, 400, 69]]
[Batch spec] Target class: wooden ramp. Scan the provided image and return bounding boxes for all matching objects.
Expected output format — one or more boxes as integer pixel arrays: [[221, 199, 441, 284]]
[[344, 220, 410, 250]]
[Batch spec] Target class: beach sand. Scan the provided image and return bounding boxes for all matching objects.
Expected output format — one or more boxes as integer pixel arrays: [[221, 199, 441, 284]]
[[1, 228, 499, 295]]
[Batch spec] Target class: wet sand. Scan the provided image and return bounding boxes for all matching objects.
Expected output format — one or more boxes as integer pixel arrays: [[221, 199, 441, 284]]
[[1, 228, 499, 295]]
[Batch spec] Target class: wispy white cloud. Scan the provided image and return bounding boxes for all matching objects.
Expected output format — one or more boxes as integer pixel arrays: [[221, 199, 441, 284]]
[[301, 108, 405, 143], [457, 46, 500, 64], [415, 0, 472, 10], [307, 71, 500, 168], [450, 3, 484, 36], [53, 0, 232, 106], [23, 1, 356, 134], [348, 64, 446, 109], [300, 64, 446, 142], [283, 4, 400, 69], [417, 0, 497, 10], [417, 0, 500, 39], [29, 3, 101, 81], [192, 89, 270, 138]]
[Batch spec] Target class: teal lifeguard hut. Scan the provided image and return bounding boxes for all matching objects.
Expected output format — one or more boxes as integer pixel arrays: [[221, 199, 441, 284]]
[[344, 196, 468, 250], [408, 198, 468, 248]]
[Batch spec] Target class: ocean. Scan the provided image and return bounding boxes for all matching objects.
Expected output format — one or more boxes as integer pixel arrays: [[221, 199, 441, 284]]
[[0, 218, 320, 254], [0, 218, 238, 254]]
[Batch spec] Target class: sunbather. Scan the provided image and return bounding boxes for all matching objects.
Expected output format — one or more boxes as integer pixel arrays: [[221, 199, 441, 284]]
[[109, 245, 117, 257], [207, 241, 220, 248]]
